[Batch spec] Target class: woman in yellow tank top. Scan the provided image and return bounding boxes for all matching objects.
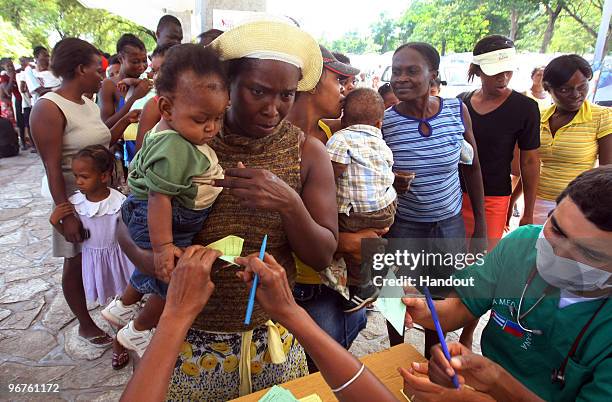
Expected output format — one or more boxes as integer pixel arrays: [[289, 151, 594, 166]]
[[287, 46, 389, 372]]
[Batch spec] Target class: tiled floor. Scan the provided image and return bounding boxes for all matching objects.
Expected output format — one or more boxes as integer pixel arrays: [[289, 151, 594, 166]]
[[0, 151, 488, 401]]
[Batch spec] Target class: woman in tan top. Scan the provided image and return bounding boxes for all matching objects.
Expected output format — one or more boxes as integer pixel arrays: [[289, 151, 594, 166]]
[[117, 21, 338, 400], [30, 38, 139, 347]]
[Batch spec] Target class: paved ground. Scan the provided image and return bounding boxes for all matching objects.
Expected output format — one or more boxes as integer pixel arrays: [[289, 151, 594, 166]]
[[0, 152, 486, 401]]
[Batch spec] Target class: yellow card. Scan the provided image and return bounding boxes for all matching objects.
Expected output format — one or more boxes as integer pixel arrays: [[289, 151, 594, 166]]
[[206, 235, 245, 265], [298, 395, 322, 402]]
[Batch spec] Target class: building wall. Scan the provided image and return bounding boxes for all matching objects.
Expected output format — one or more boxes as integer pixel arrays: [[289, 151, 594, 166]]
[[197, 0, 266, 33]]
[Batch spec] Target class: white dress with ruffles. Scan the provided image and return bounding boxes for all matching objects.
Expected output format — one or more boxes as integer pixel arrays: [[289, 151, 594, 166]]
[[69, 188, 134, 304]]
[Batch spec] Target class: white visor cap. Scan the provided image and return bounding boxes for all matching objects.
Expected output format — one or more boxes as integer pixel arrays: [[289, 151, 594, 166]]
[[472, 47, 517, 76]]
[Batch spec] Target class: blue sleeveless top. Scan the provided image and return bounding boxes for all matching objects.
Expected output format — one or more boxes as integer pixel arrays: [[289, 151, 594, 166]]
[[382, 97, 465, 222]]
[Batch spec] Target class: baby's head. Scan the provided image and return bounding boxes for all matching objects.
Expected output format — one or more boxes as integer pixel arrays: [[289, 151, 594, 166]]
[[106, 54, 121, 79], [155, 44, 229, 145], [72, 145, 115, 196], [378, 83, 399, 109], [341, 88, 385, 129], [148, 43, 175, 80]]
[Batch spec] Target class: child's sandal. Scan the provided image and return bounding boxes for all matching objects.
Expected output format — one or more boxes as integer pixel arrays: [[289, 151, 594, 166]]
[[112, 350, 129, 370]]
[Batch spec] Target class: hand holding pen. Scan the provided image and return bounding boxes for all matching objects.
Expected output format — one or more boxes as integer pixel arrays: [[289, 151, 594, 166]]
[[236, 249, 300, 324], [422, 286, 461, 389]]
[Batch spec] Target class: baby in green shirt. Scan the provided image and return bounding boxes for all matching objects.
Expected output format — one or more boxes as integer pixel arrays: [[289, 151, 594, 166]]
[[102, 44, 229, 358], [124, 43, 228, 291]]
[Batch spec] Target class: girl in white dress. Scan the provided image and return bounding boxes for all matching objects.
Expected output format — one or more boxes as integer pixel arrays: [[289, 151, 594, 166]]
[[50, 145, 134, 305]]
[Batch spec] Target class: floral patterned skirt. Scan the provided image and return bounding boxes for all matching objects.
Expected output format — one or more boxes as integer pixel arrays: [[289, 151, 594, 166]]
[[166, 322, 308, 401], [0, 101, 16, 127]]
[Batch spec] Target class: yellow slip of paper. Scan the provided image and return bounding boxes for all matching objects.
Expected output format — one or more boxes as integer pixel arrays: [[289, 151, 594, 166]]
[[206, 235, 244, 265], [257, 385, 322, 402], [299, 395, 322, 402]]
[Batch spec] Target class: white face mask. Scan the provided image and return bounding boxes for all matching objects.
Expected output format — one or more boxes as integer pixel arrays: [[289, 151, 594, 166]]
[[536, 228, 612, 292]]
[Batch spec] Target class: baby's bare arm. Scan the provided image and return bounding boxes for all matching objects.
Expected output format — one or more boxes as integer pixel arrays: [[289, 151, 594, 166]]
[[331, 161, 348, 178]]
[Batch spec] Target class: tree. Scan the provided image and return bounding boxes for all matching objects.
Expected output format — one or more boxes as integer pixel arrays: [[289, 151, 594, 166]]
[[514, 9, 548, 52], [371, 13, 399, 54], [560, 0, 605, 38], [549, 6, 603, 53], [321, 31, 377, 54], [541, 1, 564, 52], [491, 0, 540, 40], [53, 0, 156, 52], [1, 0, 155, 55], [1, 0, 59, 49], [398, 0, 490, 55], [2, 0, 607, 58], [0, 17, 31, 59]]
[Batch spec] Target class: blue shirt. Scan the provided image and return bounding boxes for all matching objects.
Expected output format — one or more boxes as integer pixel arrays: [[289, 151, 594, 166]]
[[382, 97, 464, 222]]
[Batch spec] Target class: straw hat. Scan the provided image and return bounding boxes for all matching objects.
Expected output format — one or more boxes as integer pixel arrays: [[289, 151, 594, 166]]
[[210, 20, 323, 91]]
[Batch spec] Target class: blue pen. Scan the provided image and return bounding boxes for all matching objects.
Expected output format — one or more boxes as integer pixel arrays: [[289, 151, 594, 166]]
[[422, 286, 460, 389], [244, 234, 268, 325]]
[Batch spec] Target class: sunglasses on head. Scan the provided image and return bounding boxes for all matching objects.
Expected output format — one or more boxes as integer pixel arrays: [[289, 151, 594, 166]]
[[480, 39, 514, 54]]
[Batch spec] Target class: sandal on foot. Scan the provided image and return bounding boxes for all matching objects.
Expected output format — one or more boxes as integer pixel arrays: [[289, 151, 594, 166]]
[[78, 333, 113, 348], [112, 350, 130, 370]]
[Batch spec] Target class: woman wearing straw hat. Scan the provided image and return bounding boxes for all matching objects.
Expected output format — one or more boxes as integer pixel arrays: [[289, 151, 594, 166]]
[[117, 20, 338, 400]]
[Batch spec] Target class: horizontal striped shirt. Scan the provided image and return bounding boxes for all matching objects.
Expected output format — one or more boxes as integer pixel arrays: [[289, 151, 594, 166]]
[[538, 101, 612, 200], [326, 124, 396, 214], [382, 98, 465, 222]]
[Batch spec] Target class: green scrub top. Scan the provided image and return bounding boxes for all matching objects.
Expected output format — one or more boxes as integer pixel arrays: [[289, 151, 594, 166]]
[[453, 225, 612, 401]]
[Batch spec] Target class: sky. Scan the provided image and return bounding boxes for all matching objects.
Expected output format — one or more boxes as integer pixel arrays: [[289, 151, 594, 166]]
[[266, 0, 409, 40]]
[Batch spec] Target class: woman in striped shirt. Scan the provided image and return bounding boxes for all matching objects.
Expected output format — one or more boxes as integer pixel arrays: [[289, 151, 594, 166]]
[[382, 42, 486, 354]]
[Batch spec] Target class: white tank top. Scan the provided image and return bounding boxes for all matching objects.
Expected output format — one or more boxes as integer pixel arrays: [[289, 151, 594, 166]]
[[41, 92, 111, 194]]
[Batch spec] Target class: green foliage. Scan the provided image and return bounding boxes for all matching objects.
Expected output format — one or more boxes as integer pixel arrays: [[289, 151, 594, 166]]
[[1, 0, 59, 49], [371, 13, 400, 53], [400, 0, 492, 54], [324, 0, 605, 55], [549, 0, 606, 54], [0, 0, 155, 57], [2, 0, 607, 58], [320, 31, 377, 55], [0, 17, 31, 59], [513, 11, 549, 52], [549, 12, 599, 54]]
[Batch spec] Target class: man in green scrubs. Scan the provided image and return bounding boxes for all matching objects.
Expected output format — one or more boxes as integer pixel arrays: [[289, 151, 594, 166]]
[[401, 165, 612, 401]]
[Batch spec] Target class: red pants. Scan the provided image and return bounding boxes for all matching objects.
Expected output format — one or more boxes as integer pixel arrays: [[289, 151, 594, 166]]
[[462, 193, 510, 251]]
